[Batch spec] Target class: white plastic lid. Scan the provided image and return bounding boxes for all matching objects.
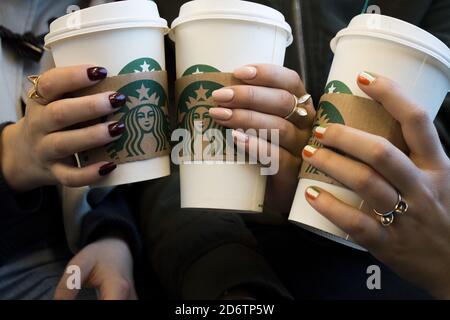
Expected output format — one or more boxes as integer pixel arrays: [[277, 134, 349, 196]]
[[170, 0, 293, 46], [331, 14, 450, 78], [45, 0, 168, 48]]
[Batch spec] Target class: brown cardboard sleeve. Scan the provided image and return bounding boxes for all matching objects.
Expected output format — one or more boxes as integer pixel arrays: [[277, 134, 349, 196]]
[[75, 71, 170, 166], [300, 93, 408, 186]]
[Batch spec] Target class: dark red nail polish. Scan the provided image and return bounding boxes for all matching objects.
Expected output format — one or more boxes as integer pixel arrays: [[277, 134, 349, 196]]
[[99, 162, 117, 176], [87, 67, 107, 81], [108, 122, 126, 137], [109, 92, 127, 108]]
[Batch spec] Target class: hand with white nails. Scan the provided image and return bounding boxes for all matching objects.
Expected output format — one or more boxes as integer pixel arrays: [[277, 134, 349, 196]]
[[302, 72, 450, 299], [209, 64, 316, 213]]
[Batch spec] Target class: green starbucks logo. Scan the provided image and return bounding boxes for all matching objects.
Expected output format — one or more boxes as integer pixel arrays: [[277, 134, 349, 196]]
[[182, 64, 220, 76], [119, 58, 162, 75], [178, 81, 225, 157], [305, 101, 345, 175], [324, 80, 353, 94], [107, 80, 169, 160]]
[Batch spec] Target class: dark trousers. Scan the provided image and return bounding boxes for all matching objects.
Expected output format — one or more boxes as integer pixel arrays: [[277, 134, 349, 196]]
[[136, 170, 430, 300]]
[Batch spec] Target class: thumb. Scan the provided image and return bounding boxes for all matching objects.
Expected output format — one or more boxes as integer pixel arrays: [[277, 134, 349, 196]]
[[54, 254, 95, 300], [98, 276, 137, 300]]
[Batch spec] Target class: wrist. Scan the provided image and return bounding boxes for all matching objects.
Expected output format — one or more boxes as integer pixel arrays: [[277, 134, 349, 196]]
[[1, 122, 37, 192]]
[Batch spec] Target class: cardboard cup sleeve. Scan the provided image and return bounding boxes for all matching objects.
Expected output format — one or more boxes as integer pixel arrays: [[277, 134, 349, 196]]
[[300, 93, 408, 185], [175, 72, 245, 162]]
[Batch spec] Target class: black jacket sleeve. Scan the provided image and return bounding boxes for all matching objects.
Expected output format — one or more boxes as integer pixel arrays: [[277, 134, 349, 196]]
[[1, 121, 142, 263], [138, 168, 293, 300], [78, 186, 143, 262]]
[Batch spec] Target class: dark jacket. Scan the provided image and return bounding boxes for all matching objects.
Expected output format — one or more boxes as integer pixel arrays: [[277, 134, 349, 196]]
[[139, 0, 448, 299]]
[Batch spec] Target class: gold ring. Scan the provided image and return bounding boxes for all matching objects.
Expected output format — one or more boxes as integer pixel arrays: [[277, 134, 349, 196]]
[[285, 94, 311, 122], [373, 192, 409, 226], [27, 75, 48, 104]]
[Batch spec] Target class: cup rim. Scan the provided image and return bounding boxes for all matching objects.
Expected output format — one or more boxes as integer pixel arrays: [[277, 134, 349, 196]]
[[44, 17, 169, 48], [170, 14, 293, 46], [331, 15, 450, 79]]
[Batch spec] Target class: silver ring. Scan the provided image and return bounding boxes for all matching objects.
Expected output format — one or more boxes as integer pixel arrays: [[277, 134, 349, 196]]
[[284, 94, 311, 121], [373, 192, 408, 226]]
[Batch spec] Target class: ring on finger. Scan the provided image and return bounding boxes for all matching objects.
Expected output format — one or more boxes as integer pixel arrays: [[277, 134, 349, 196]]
[[285, 94, 311, 124], [27, 74, 49, 105], [373, 191, 409, 226]]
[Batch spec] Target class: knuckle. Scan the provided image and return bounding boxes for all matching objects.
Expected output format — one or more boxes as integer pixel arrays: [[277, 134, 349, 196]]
[[94, 124, 110, 142], [377, 77, 398, 94], [37, 75, 53, 98], [371, 138, 392, 164], [244, 86, 256, 104], [353, 168, 375, 192], [279, 90, 293, 108], [56, 171, 72, 187], [326, 123, 344, 137], [347, 213, 368, 240], [278, 119, 291, 137], [48, 104, 67, 127], [289, 69, 302, 85], [51, 135, 70, 158], [115, 279, 131, 296], [288, 69, 302, 92], [407, 107, 429, 127]]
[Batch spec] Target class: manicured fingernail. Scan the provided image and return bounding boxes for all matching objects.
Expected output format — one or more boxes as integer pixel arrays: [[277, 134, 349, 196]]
[[212, 88, 234, 102], [314, 126, 327, 139], [209, 107, 233, 121], [305, 187, 320, 200], [234, 66, 257, 80], [303, 145, 317, 157], [297, 108, 308, 117], [358, 71, 376, 86], [109, 92, 127, 108], [87, 67, 108, 81], [232, 130, 249, 143], [99, 162, 117, 176], [108, 122, 125, 137]]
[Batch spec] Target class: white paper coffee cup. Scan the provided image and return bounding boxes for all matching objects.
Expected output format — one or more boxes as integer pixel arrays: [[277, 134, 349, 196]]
[[170, 0, 292, 212], [44, 0, 170, 187], [289, 14, 450, 250]]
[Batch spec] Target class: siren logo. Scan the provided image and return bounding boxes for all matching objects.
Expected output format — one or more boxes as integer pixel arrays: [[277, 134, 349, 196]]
[[107, 80, 169, 160], [177, 81, 226, 159]]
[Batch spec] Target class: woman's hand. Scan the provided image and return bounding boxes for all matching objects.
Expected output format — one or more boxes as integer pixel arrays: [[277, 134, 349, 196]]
[[0, 65, 126, 192], [210, 64, 315, 213], [302, 72, 450, 299], [54, 237, 137, 300]]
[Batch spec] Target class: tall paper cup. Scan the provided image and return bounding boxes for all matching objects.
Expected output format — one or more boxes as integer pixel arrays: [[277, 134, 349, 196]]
[[170, 0, 292, 212], [44, 0, 170, 187], [289, 14, 450, 250]]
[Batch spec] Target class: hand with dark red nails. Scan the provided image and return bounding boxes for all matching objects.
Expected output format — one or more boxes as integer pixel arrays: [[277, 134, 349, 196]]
[[87, 66, 108, 81], [0, 65, 125, 191]]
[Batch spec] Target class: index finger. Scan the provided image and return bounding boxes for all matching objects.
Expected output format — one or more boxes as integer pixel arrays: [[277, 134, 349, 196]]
[[36, 65, 108, 103], [357, 72, 448, 168], [233, 64, 306, 97]]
